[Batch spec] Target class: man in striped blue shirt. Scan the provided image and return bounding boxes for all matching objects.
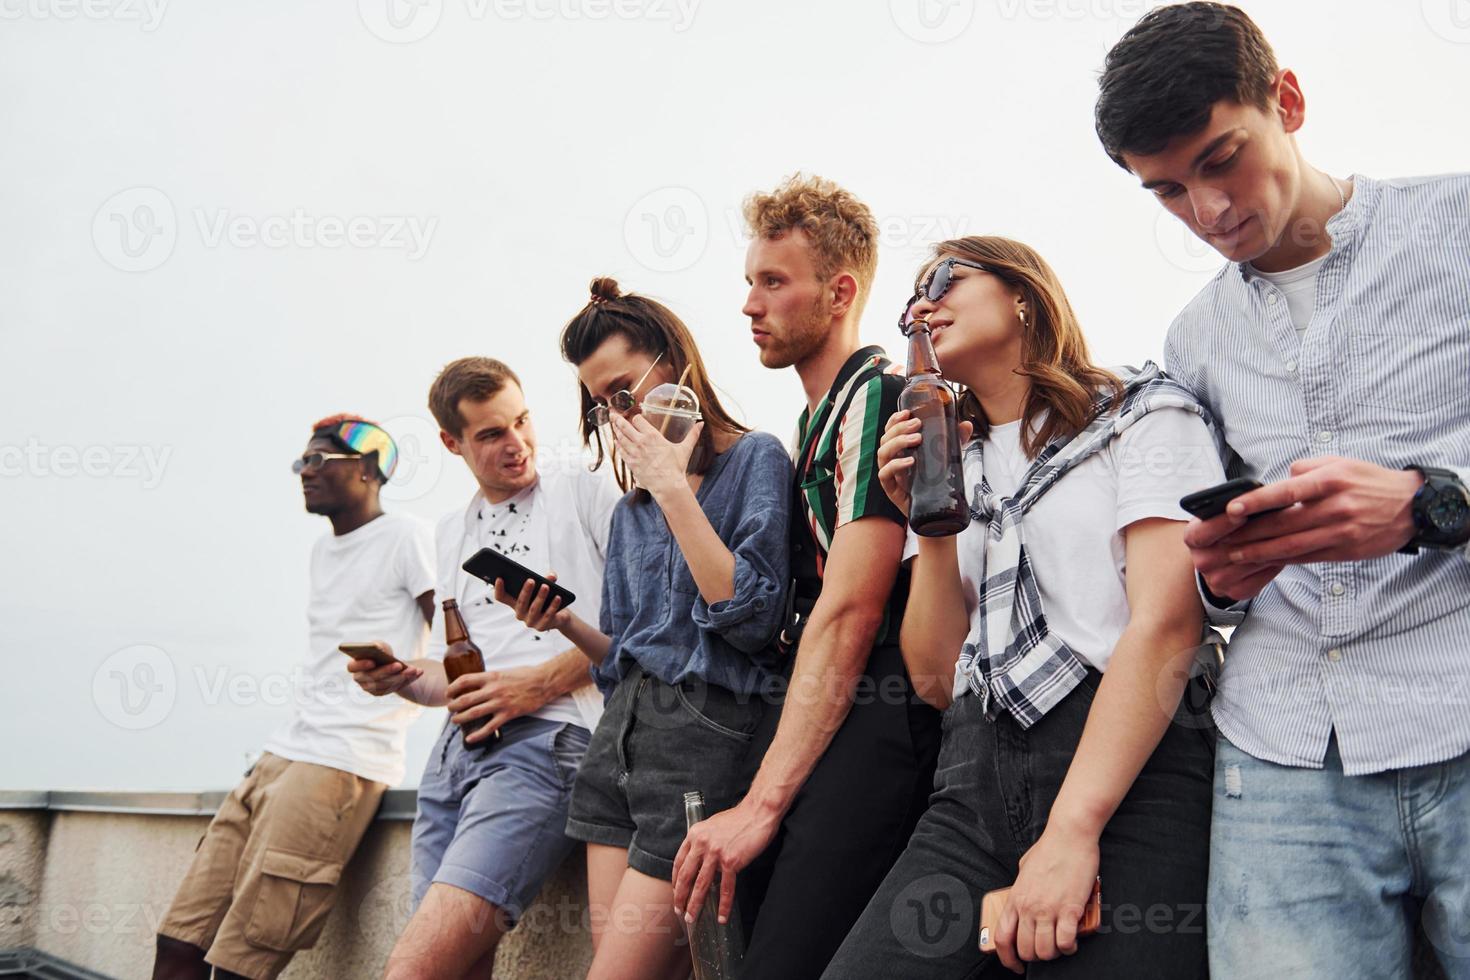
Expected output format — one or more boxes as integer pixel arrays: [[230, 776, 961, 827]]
[[1098, 4, 1470, 978]]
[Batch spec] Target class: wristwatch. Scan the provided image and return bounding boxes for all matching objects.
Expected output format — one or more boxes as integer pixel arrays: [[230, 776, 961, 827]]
[[1399, 466, 1470, 553]]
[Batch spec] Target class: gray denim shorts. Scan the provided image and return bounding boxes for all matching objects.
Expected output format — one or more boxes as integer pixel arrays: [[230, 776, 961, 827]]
[[411, 715, 590, 921], [566, 664, 766, 880]]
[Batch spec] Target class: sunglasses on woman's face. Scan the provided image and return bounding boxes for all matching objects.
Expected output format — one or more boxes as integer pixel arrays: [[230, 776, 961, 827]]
[[899, 257, 996, 332], [586, 350, 665, 430]]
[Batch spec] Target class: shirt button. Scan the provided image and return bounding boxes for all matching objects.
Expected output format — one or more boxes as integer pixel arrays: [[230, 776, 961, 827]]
[[1329, 582, 1346, 597], [1327, 648, 1342, 662], [754, 598, 768, 612], [1317, 430, 1333, 444], [1285, 360, 1298, 373], [1268, 293, 1279, 305]]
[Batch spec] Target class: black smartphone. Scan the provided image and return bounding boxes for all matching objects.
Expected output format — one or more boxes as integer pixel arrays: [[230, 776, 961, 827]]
[[462, 547, 577, 609], [1180, 478, 1266, 520], [338, 641, 400, 667]]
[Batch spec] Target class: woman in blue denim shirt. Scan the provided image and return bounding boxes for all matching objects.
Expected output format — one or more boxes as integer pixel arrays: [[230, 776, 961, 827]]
[[504, 276, 792, 979]]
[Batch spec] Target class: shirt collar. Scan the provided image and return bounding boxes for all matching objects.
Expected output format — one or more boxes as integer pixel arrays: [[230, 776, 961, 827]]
[[1233, 173, 1377, 284], [798, 344, 890, 443]]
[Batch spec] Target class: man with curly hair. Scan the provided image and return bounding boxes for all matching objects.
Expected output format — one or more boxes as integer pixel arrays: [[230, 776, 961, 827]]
[[673, 174, 942, 978]]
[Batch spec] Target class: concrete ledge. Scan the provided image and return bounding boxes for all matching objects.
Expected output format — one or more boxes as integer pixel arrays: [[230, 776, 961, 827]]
[[0, 791, 591, 979], [0, 790, 418, 822]]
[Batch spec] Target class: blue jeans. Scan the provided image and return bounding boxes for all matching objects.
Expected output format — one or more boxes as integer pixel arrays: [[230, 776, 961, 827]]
[[1209, 735, 1470, 979]]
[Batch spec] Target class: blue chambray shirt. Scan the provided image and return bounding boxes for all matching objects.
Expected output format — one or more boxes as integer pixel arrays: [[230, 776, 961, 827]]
[[1165, 173, 1470, 776], [594, 431, 793, 697]]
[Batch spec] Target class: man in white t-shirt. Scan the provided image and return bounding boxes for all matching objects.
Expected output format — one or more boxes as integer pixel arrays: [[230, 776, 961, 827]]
[[349, 357, 620, 980], [155, 415, 435, 980]]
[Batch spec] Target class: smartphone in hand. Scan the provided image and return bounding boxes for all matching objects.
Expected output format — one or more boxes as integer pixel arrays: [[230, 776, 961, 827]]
[[338, 641, 400, 668], [979, 877, 1102, 954], [462, 548, 577, 609], [1180, 478, 1266, 520]]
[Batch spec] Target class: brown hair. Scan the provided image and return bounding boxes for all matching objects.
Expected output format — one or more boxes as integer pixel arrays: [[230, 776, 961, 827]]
[[428, 357, 522, 437], [922, 237, 1122, 458], [742, 173, 879, 308], [560, 276, 748, 495]]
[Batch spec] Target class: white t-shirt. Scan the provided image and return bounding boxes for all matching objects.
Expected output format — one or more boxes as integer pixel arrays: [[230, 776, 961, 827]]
[[456, 482, 583, 727], [950, 408, 1225, 677], [428, 461, 622, 732], [1251, 253, 1328, 335], [263, 512, 435, 786]]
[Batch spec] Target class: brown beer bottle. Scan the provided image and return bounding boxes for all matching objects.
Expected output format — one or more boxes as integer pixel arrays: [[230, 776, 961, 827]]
[[898, 315, 971, 537], [441, 599, 493, 747]]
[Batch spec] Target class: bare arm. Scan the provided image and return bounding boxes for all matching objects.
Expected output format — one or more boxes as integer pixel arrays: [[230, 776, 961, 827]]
[[671, 516, 904, 925], [994, 516, 1205, 969], [898, 535, 970, 710], [745, 515, 904, 818], [879, 410, 973, 708]]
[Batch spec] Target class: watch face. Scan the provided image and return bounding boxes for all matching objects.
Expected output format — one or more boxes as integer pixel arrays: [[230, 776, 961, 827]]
[[1428, 484, 1470, 535]]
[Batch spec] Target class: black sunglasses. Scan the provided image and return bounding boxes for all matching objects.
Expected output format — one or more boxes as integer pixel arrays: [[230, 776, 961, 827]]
[[899, 258, 996, 333]]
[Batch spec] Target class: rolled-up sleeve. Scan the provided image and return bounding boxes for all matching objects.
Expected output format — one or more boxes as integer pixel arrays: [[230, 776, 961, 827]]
[[690, 436, 793, 654]]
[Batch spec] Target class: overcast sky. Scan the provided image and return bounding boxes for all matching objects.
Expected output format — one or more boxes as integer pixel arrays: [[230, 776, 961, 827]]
[[3, 0, 1467, 791]]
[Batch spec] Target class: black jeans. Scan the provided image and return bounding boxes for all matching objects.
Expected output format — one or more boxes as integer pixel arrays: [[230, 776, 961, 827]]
[[822, 671, 1213, 979], [736, 642, 942, 980]]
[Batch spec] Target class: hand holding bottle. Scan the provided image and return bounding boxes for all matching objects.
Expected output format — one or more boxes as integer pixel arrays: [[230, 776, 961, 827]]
[[878, 410, 972, 519]]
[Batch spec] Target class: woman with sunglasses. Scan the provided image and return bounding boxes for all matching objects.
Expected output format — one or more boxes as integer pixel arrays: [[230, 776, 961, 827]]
[[502, 277, 792, 979], [821, 238, 1222, 979]]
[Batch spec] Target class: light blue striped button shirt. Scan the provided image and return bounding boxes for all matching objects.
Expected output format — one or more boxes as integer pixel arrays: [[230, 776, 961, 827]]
[[1164, 173, 1470, 776]]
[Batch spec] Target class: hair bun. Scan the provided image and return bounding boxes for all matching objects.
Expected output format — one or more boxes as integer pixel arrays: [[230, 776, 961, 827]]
[[589, 276, 621, 304]]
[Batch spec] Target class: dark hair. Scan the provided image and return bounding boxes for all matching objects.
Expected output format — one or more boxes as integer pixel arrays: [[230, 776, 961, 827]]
[[1096, 2, 1278, 168], [560, 276, 748, 494], [428, 357, 522, 437], [920, 237, 1122, 459]]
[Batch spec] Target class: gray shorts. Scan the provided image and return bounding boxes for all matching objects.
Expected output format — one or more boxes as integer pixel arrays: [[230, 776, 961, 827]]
[[411, 715, 590, 921], [566, 664, 766, 880]]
